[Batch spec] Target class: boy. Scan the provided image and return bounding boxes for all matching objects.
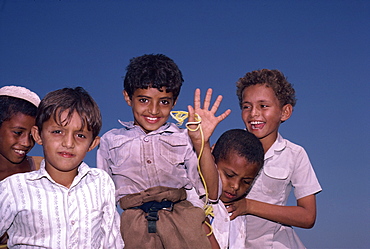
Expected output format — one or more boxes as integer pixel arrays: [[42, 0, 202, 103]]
[[0, 87, 124, 248], [0, 85, 41, 247], [230, 69, 322, 248], [0, 85, 42, 181], [97, 54, 221, 248], [187, 88, 264, 249]]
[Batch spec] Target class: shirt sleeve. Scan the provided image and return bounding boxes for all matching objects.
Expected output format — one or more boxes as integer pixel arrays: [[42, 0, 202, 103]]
[[101, 173, 124, 248], [291, 147, 322, 200], [96, 135, 113, 177], [184, 133, 206, 197], [0, 178, 14, 236]]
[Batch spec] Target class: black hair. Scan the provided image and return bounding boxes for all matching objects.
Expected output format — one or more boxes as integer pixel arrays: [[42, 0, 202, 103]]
[[212, 129, 264, 169], [0, 96, 37, 127], [123, 54, 183, 101], [35, 87, 102, 138]]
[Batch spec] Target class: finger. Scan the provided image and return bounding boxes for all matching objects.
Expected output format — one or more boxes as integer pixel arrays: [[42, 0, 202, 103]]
[[193, 88, 201, 110], [187, 105, 195, 122], [217, 109, 232, 121], [203, 88, 213, 110], [229, 212, 238, 220], [210, 94, 223, 114]]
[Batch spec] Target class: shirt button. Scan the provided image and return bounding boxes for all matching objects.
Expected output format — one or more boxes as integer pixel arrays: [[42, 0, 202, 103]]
[[143, 137, 149, 142], [71, 220, 75, 225], [147, 160, 152, 164]]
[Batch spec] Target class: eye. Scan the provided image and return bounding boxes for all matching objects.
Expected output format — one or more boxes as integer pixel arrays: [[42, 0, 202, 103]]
[[161, 99, 171, 105], [261, 104, 268, 108], [138, 98, 148, 103], [225, 172, 235, 178], [76, 133, 87, 139], [13, 131, 23, 136], [243, 180, 252, 185], [51, 130, 62, 134], [242, 104, 251, 110]]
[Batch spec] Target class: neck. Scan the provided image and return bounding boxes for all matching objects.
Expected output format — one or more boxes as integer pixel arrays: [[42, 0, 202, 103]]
[[0, 156, 31, 181]]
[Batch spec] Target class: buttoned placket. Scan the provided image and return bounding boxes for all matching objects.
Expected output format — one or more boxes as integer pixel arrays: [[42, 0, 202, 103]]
[[142, 135, 160, 187], [66, 187, 78, 248]]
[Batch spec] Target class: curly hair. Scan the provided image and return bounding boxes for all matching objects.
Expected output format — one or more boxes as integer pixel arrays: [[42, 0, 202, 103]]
[[236, 69, 296, 109], [123, 54, 183, 101]]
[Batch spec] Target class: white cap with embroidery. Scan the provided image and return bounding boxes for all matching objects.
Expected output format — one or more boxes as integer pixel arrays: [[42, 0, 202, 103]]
[[0, 85, 41, 107]]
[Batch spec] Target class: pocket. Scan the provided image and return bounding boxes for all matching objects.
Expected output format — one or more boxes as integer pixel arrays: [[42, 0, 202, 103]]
[[108, 135, 135, 173], [159, 136, 187, 167], [260, 166, 289, 196]]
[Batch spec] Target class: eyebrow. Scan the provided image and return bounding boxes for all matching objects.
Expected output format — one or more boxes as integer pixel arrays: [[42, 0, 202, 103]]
[[11, 126, 27, 130], [137, 95, 173, 100]]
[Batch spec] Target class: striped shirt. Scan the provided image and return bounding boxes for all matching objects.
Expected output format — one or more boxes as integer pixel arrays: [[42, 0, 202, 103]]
[[0, 160, 124, 249]]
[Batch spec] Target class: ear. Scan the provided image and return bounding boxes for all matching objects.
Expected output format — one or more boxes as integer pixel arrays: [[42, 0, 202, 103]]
[[88, 136, 100, 152], [281, 104, 293, 122], [31, 126, 43, 145], [123, 90, 132, 106]]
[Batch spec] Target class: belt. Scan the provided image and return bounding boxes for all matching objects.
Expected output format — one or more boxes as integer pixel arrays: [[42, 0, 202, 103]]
[[131, 200, 175, 233]]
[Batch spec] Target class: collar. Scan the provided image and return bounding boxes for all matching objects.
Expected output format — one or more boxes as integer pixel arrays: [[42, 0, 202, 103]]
[[264, 133, 287, 160], [27, 160, 97, 187], [118, 120, 179, 134]]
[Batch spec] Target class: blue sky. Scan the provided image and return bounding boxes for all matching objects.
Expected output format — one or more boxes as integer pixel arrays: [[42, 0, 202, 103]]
[[1, 1, 369, 248]]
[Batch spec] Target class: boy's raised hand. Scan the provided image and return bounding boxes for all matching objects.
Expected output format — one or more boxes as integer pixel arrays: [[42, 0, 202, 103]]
[[187, 88, 231, 146]]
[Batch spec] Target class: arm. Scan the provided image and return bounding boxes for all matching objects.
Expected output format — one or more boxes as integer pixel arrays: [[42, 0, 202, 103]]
[[187, 88, 231, 201], [227, 194, 317, 228], [102, 174, 125, 248]]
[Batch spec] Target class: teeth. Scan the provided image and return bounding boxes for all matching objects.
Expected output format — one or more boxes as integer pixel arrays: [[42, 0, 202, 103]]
[[147, 117, 158, 121], [15, 150, 26, 155], [251, 121, 264, 124]]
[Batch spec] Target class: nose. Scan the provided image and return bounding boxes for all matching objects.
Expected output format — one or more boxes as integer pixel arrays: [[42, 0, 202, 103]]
[[62, 133, 75, 148], [230, 180, 240, 191], [148, 102, 160, 115], [250, 106, 260, 117]]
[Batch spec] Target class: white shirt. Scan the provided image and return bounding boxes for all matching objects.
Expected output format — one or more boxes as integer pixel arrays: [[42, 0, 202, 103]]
[[245, 133, 322, 248], [0, 160, 124, 249], [211, 201, 247, 249]]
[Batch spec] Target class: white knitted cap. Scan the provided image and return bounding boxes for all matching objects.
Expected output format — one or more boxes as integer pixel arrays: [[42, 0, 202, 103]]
[[0, 85, 41, 107]]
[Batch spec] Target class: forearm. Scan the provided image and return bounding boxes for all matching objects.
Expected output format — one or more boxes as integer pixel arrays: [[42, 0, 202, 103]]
[[196, 141, 219, 201], [246, 195, 317, 228]]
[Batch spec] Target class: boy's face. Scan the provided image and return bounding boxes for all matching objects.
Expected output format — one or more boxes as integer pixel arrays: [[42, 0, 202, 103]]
[[0, 113, 35, 164], [217, 153, 260, 204], [241, 84, 291, 149], [32, 110, 99, 180], [124, 87, 176, 133]]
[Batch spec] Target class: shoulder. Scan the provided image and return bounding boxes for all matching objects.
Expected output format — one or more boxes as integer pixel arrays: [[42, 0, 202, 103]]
[[165, 123, 189, 136], [30, 156, 44, 170], [276, 134, 308, 156]]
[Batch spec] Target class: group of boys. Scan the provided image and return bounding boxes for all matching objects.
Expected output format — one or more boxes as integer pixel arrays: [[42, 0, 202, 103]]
[[0, 54, 321, 249]]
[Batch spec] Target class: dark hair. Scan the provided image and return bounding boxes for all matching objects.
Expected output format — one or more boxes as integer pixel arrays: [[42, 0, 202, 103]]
[[0, 96, 38, 127], [212, 129, 264, 169], [123, 54, 183, 101], [236, 69, 296, 109], [35, 87, 102, 138]]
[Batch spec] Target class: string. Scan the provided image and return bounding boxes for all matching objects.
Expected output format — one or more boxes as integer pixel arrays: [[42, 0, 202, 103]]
[[170, 111, 214, 236]]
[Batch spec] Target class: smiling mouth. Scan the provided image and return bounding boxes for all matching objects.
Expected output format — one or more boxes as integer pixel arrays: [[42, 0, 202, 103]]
[[145, 116, 160, 123], [250, 121, 265, 130], [14, 149, 26, 156]]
